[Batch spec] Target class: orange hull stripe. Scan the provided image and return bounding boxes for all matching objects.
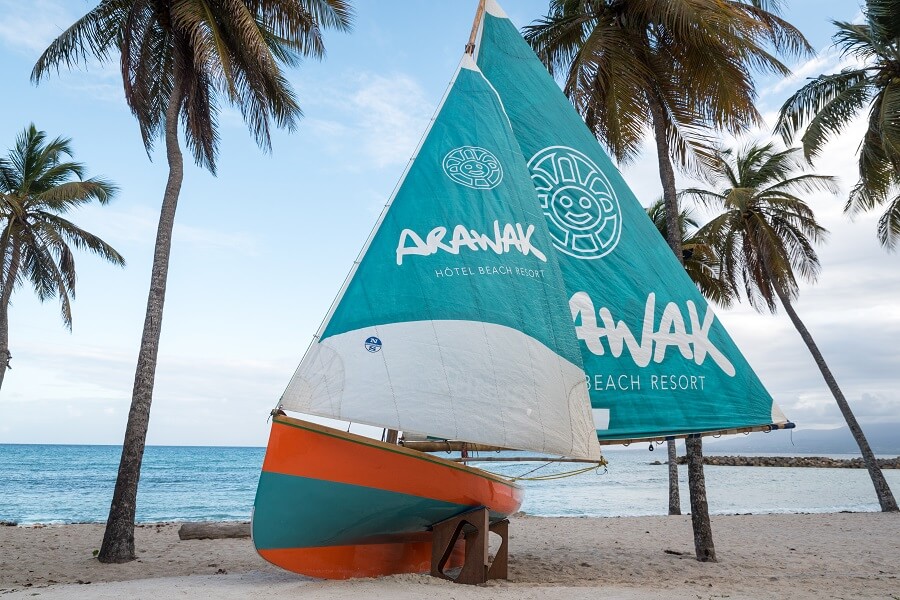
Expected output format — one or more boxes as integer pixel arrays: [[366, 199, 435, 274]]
[[262, 418, 523, 515], [257, 540, 465, 580]]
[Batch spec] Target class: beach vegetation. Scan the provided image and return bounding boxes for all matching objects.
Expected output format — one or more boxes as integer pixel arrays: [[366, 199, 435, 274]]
[[32, 0, 354, 563], [0, 124, 124, 392], [646, 199, 733, 308], [776, 0, 900, 249], [523, 0, 813, 560], [683, 142, 899, 513]]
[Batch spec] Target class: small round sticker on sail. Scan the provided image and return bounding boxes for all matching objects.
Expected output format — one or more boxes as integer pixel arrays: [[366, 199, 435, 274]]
[[527, 146, 622, 259], [364, 336, 382, 353], [442, 146, 503, 189]]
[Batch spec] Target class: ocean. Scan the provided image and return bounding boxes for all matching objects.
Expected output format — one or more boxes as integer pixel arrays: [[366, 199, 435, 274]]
[[1, 444, 898, 525]]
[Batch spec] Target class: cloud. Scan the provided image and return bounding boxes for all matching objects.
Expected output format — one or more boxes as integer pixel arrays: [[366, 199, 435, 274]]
[[763, 48, 842, 98], [296, 71, 433, 169], [0, 340, 296, 445], [760, 28, 870, 110], [0, 0, 74, 54], [348, 73, 433, 168], [0, 0, 127, 105], [79, 205, 260, 256]]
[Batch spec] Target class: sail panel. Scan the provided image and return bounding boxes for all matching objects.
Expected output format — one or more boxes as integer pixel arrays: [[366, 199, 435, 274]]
[[284, 320, 597, 459], [475, 4, 790, 441], [282, 56, 601, 460]]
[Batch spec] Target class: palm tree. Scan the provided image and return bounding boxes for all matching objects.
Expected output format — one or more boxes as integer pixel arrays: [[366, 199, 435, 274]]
[[646, 199, 733, 308], [32, 0, 353, 563], [0, 124, 124, 391], [776, 0, 900, 249], [684, 142, 899, 513], [524, 0, 812, 560]]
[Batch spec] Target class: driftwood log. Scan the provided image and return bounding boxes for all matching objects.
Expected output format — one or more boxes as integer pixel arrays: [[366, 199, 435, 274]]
[[177, 522, 251, 540]]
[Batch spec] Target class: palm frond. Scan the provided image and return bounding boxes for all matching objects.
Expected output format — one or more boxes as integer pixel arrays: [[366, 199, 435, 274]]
[[833, 21, 882, 61], [35, 179, 118, 209], [876, 192, 900, 249], [35, 213, 126, 267], [680, 187, 727, 210], [877, 79, 900, 159], [775, 69, 871, 153], [525, 0, 809, 176], [35, 0, 352, 172], [848, 94, 898, 215], [31, 0, 130, 81], [866, 0, 900, 43]]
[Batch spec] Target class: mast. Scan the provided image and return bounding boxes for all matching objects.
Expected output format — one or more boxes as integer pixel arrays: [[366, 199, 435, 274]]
[[465, 0, 487, 55], [385, 0, 484, 449]]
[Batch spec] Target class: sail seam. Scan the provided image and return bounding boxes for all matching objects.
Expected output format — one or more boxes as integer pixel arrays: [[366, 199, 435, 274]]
[[426, 319, 459, 440]]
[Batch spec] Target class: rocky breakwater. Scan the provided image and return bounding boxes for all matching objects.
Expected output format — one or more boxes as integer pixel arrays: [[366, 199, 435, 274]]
[[667, 456, 900, 468]]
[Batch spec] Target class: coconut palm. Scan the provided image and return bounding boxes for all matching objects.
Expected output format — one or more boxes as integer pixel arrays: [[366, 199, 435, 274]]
[[776, 0, 900, 248], [32, 0, 354, 563], [684, 142, 899, 512], [524, 0, 813, 560], [0, 124, 123, 391], [646, 199, 733, 308], [524, 0, 812, 261]]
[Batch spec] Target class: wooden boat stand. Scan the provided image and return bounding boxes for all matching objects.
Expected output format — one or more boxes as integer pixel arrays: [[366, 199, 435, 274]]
[[430, 506, 508, 585]]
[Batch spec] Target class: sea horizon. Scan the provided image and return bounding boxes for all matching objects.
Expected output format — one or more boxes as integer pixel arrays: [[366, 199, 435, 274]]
[[3, 444, 899, 526]]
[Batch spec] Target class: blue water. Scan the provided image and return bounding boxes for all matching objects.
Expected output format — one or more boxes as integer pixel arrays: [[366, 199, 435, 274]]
[[0, 445, 263, 524], [1, 444, 898, 524]]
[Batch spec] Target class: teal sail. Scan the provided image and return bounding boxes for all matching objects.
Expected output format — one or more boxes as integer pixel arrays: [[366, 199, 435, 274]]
[[280, 55, 601, 461], [474, 0, 789, 442]]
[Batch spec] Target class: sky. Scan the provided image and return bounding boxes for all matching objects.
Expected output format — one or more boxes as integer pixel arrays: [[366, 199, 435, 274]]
[[0, 0, 895, 448]]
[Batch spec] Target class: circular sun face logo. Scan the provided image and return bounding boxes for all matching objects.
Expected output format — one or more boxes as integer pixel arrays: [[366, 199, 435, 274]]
[[527, 146, 622, 260], [442, 146, 503, 189]]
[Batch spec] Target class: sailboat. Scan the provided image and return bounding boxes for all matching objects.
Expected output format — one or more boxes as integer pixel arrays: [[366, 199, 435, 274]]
[[252, 0, 792, 581]]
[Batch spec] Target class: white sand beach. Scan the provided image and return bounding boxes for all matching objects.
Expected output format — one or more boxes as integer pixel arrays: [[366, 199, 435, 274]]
[[1, 512, 898, 599]]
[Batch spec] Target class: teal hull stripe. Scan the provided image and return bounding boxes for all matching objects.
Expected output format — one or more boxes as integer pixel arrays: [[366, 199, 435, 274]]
[[253, 471, 471, 550]]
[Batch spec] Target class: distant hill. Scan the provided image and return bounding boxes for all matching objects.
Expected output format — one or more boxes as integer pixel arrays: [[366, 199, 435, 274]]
[[703, 423, 900, 455]]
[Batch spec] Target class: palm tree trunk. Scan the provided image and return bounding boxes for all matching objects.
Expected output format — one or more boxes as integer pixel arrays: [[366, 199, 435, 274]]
[[771, 283, 899, 512], [667, 439, 681, 515], [0, 306, 9, 392], [647, 94, 683, 260], [648, 91, 715, 559], [98, 77, 185, 563], [0, 245, 20, 391], [685, 435, 716, 560]]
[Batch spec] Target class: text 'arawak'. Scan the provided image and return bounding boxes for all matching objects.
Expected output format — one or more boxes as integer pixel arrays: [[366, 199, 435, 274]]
[[396, 221, 547, 265], [571, 292, 736, 376]]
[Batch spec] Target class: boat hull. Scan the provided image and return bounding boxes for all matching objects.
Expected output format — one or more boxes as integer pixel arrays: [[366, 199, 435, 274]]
[[252, 415, 524, 579]]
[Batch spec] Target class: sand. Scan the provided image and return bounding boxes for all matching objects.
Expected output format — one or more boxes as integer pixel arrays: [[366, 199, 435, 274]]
[[1, 512, 898, 599]]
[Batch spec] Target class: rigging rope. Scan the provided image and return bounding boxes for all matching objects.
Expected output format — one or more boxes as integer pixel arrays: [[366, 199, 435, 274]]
[[509, 459, 608, 482]]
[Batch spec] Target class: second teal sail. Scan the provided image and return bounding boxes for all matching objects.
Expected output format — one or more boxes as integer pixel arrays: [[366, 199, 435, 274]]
[[474, 0, 788, 442]]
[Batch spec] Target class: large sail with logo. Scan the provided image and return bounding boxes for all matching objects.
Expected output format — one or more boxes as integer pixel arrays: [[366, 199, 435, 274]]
[[253, 51, 602, 581], [473, 0, 790, 442], [277, 53, 599, 461]]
